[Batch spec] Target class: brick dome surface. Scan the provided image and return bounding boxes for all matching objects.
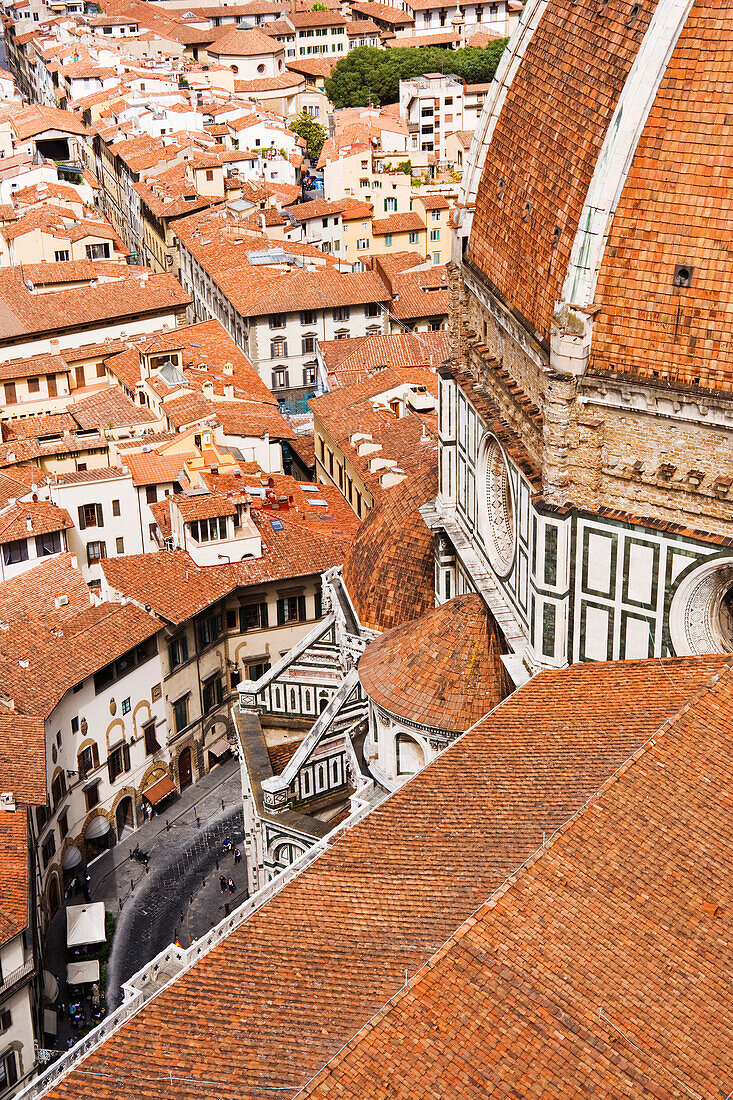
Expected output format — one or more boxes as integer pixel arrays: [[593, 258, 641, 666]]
[[358, 593, 511, 733], [342, 462, 437, 633], [469, 0, 733, 390]]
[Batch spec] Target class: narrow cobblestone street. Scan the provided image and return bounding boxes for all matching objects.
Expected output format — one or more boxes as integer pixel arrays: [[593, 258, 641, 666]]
[[43, 756, 247, 1022]]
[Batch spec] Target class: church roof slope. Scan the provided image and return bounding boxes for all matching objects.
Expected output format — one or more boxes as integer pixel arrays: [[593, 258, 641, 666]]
[[38, 654, 732, 1100], [341, 460, 437, 632], [301, 656, 733, 1099], [358, 593, 510, 731]]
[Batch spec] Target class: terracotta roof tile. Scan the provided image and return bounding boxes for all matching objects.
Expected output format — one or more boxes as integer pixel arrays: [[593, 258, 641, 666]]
[[38, 654, 732, 1099], [0, 812, 31, 946], [359, 593, 510, 731], [0, 499, 72, 544], [342, 459, 436, 632]]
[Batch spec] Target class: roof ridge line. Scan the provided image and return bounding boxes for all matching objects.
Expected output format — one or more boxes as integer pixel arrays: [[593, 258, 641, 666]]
[[291, 656, 733, 1097]]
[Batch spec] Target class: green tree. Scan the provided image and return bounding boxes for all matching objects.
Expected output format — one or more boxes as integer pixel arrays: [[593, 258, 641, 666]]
[[324, 41, 508, 108], [396, 159, 412, 175], [290, 109, 327, 162], [311, 2, 328, 8]]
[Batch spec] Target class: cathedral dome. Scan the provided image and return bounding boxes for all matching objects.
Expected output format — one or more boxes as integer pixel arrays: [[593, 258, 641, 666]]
[[342, 463, 437, 633], [358, 593, 511, 733], [467, 0, 733, 390]]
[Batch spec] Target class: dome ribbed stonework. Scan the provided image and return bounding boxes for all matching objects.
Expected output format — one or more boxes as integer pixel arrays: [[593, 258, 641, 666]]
[[341, 463, 437, 633], [358, 593, 511, 733], [469, 0, 733, 390]]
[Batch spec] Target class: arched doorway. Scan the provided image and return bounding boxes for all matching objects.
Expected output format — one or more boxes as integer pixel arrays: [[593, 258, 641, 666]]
[[116, 796, 134, 837], [178, 747, 193, 791], [318, 691, 329, 714]]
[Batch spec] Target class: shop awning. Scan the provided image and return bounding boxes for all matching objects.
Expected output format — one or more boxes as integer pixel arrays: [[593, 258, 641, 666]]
[[43, 1009, 58, 1037], [85, 816, 110, 840], [61, 845, 82, 870], [208, 737, 231, 759], [67, 960, 100, 985], [42, 970, 58, 1005], [66, 902, 106, 948], [143, 775, 177, 806]]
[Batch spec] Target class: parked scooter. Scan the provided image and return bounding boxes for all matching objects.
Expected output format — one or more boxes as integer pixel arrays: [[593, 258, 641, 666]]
[[131, 844, 149, 867]]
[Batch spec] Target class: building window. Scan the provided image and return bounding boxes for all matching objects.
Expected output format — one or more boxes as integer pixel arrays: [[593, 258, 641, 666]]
[[304, 366, 316, 386], [54, 249, 70, 262], [205, 169, 214, 181], [173, 695, 189, 733], [112, 499, 121, 516], [272, 368, 289, 389], [356, 238, 369, 250], [168, 633, 189, 670], [189, 517, 227, 543], [269, 313, 286, 329], [85, 242, 111, 260], [365, 303, 380, 317], [116, 536, 124, 554], [270, 338, 287, 359], [78, 502, 103, 529], [87, 541, 106, 565], [58, 809, 69, 838], [144, 721, 160, 755], [302, 334, 316, 354], [145, 485, 157, 505], [84, 781, 100, 811], [409, 231, 419, 244], [121, 696, 131, 715], [78, 743, 99, 778], [384, 197, 396, 212], [300, 310, 316, 325], [107, 742, 131, 782], [432, 210, 441, 222], [4, 382, 16, 405], [246, 660, 270, 681], [51, 770, 66, 810], [430, 229, 440, 242], [277, 594, 306, 624], [384, 234, 392, 247], [3, 538, 29, 566], [28, 378, 39, 393], [196, 612, 223, 650], [240, 602, 269, 631], [202, 674, 224, 714], [42, 832, 56, 868], [333, 306, 350, 322]]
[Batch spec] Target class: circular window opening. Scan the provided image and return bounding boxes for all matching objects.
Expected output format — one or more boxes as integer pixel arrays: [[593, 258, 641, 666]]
[[478, 436, 515, 576], [669, 558, 733, 655], [257, 63, 266, 74]]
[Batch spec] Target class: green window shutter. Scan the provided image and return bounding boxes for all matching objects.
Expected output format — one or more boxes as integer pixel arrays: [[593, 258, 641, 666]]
[[78, 505, 86, 530], [96, 503, 104, 526], [298, 594, 306, 622], [122, 742, 131, 773], [276, 598, 285, 625], [260, 601, 269, 628]]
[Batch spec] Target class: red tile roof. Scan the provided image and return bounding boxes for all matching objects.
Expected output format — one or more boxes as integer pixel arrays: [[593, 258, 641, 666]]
[[38, 654, 733, 1100], [208, 26, 282, 55], [342, 459, 437, 632], [359, 593, 510, 731], [101, 551, 238, 623], [121, 450, 194, 488], [301, 657, 733, 1099], [0, 551, 91, 624], [70, 386, 157, 429], [0, 499, 72, 544], [469, 0, 657, 344], [371, 211, 425, 236], [321, 331, 449, 387], [0, 811, 32, 946]]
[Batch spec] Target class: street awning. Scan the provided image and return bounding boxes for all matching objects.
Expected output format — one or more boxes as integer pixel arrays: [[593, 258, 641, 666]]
[[66, 902, 106, 948], [62, 845, 82, 870], [43, 1009, 58, 1037], [85, 816, 110, 840], [208, 737, 231, 759], [143, 775, 177, 805], [67, 960, 100, 985], [42, 970, 58, 1005]]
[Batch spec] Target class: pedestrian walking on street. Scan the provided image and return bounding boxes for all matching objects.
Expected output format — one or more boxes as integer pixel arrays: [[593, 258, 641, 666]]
[[228, 877, 235, 894], [145, 803, 153, 823], [219, 875, 227, 892], [234, 848, 241, 864]]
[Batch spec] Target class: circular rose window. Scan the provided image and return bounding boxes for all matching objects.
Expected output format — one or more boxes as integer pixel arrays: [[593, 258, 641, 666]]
[[669, 557, 733, 654], [479, 436, 515, 576]]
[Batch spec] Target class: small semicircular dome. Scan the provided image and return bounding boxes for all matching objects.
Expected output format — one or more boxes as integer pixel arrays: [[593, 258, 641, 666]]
[[358, 592, 511, 733]]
